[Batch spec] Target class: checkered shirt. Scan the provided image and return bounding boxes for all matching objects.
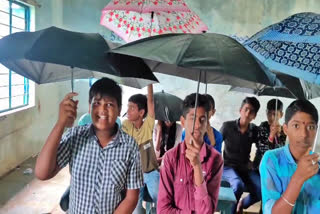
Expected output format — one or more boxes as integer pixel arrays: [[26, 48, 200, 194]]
[[57, 124, 143, 214]]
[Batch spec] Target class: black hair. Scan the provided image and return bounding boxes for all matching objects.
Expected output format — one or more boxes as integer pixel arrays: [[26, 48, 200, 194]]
[[240, 97, 260, 115], [205, 94, 215, 109], [128, 94, 148, 118], [159, 121, 177, 157], [182, 93, 210, 118], [285, 99, 318, 124], [267, 99, 283, 112], [89, 78, 122, 108]]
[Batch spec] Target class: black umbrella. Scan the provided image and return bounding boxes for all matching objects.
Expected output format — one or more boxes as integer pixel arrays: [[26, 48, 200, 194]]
[[230, 73, 320, 100], [0, 26, 158, 89], [110, 33, 281, 88], [110, 33, 283, 141], [154, 91, 183, 122]]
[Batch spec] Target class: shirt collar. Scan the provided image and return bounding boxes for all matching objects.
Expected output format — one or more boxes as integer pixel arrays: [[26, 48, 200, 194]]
[[235, 118, 254, 133], [284, 144, 297, 164], [180, 141, 208, 163], [87, 124, 121, 148]]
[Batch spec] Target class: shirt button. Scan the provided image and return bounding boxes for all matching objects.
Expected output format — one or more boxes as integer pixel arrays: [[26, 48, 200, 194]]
[[180, 178, 183, 182]]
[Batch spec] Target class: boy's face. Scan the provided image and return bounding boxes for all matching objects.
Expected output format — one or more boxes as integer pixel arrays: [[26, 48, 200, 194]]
[[181, 106, 207, 143], [283, 111, 317, 151], [267, 110, 283, 124], [127, 102, 144, 122], [239, 103, 256, 124], [89, 95, 120, 132]]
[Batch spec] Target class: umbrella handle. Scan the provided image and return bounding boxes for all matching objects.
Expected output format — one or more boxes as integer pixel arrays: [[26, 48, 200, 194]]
[[191, 71, 202, 144], [71, 67, 74, 93]]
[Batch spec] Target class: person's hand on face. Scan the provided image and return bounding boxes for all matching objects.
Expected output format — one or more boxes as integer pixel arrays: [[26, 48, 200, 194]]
[[294, 148, 319, 183], [270, 122, 282, 139], [58, 92, 78, 128], [185, 133, 201, 168]]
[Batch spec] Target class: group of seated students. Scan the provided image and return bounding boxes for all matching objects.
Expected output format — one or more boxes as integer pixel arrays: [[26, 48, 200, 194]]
[[35, 77, 319, 214]]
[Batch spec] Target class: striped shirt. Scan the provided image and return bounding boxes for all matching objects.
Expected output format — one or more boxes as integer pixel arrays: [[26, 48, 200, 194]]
[[57, 124, 143, 214], [260, 144, 320, 214]]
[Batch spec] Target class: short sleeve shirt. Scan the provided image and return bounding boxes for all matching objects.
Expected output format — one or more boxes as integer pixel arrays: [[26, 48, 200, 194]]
[[57, 124, 143, 214], [122, 115, 158, 172]]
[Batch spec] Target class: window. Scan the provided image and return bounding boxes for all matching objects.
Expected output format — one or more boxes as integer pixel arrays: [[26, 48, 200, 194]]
[[0, 0, 30, 113]]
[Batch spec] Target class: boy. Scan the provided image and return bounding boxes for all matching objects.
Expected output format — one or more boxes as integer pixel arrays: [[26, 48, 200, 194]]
[[220, 97, 261, 213], [35, 78, 143, 214], [121, 85, 159, 214], [181, 94, 223, 153], [253, 99, 286, 170], [157, 93, 223, 213], [260, 99, 320, 214]]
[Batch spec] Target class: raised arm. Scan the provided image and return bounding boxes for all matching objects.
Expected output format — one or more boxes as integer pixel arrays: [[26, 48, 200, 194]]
[[147, 84, 155, 118], [35, 92, 78, 180]]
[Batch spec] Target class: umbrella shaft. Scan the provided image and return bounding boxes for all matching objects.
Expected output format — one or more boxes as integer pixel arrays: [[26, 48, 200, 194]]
[[71, 67, 74, 92], [191, 71, 202, 144]]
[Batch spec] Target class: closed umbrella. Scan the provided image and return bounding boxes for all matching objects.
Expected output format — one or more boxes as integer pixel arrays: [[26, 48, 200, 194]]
[[154, 90, 183, 122]]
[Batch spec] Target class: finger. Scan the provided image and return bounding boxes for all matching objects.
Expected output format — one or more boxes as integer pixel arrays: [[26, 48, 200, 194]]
[[63, 106, 77, 114], [188, 146, 200, 154], [64, 107, 77, 115], [64, 92, 78, 100], [311, 153, 319, 160], [66, 112, 77, 120], [63, 99, 78, 108], [185, 149, 195, 157]]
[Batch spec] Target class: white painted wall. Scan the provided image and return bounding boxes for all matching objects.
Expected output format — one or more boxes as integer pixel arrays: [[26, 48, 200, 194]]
[[1, 0, 319, 176]]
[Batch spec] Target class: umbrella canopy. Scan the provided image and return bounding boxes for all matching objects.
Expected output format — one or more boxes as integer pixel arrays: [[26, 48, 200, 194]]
[[154, 90, 183, 122], [230, 73, 320, 99], [0, 26, 158, 88], [100, 0, 207, 42], [103, 0, 190, 13], [110, 33, 281, 89], [244, 12, 320, 84]]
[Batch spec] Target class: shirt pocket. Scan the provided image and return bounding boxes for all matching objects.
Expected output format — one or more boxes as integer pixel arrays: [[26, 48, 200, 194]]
[[173, 177, 190, 209], [110, 159, 128, 192]]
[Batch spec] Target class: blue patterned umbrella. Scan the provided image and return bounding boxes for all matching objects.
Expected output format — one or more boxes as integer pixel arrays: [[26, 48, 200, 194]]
[[244, 12, 320, 84]]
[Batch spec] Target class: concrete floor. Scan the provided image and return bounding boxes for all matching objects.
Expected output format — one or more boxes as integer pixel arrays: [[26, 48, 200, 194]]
[[0, 157, 70, 214], [0, 157, 260, 214]]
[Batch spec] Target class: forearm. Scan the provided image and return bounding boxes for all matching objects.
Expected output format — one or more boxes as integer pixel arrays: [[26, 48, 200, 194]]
[[193, 164, 204, 186], [147, 84, 155, 117], [35, 122, 65, 180], [271, 175, 303, 213], [114, 197, 138, 214]]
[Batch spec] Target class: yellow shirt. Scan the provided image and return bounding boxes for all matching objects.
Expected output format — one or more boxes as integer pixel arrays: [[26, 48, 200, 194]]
[[122, 115, 158, 172]]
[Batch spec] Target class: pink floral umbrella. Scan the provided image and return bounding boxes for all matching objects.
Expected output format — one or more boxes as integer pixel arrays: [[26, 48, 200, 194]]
[[104, 0, 190, 13], [100, 0, 208, 42]]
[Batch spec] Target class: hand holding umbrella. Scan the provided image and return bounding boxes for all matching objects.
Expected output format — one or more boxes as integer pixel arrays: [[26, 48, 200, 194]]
[[57, 92, 79, 128]]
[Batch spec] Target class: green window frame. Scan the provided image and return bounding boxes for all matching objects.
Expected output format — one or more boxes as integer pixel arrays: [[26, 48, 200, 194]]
[[0, 0, 30, 113]]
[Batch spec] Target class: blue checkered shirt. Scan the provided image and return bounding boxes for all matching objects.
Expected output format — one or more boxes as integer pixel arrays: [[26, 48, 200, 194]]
[[57, 124, 143, 214], [260, 144, 320, 214]]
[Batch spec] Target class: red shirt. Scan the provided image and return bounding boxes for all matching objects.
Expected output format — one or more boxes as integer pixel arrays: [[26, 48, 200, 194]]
[[157, 141, 223, 213]]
